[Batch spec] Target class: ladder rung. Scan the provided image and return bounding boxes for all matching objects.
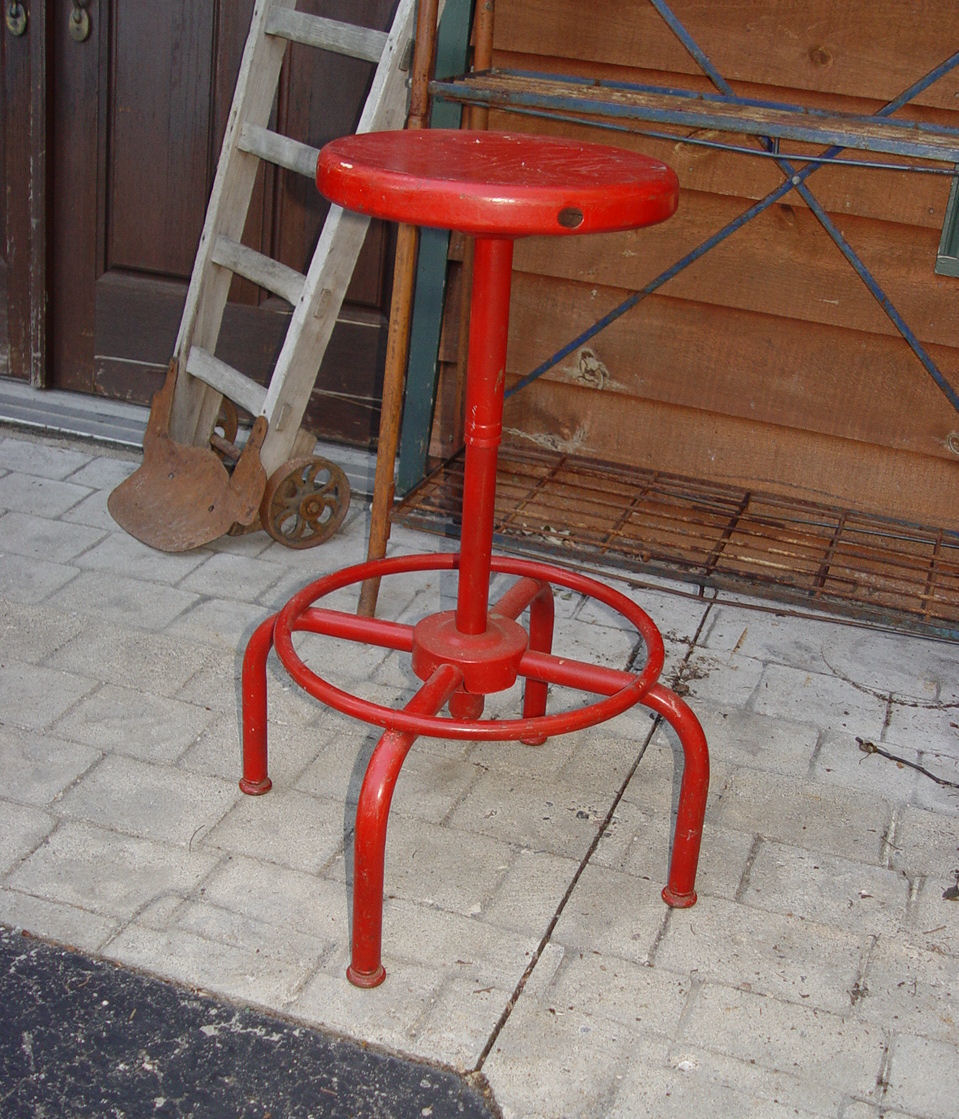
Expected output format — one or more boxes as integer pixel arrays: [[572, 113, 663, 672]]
[[265, 9, 388, 63], [211, 236, 306, 305], [238, 123, 319, 178], [186, 347, 267, 416]]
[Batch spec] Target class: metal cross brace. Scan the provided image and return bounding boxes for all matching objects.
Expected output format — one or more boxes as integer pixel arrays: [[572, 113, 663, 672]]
[[506, 0, 959, 415]]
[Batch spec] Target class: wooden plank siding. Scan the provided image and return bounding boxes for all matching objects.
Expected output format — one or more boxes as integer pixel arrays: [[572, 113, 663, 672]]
[[446, 0, 959, 528]]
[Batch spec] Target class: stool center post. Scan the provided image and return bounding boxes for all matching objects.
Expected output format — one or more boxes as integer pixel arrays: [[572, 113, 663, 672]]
[[455, 235, 515, 636]]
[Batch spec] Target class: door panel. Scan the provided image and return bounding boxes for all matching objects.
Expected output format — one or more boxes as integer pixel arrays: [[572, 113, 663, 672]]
[[106, 2, 217, 280], [44, 0, 397, 447]]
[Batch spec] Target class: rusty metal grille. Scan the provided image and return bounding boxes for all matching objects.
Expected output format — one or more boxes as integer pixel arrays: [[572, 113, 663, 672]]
[[394, 447, 959, 640]]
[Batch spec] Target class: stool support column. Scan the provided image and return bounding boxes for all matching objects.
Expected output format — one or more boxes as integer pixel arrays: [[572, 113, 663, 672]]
[[456, 235, 514, 636]]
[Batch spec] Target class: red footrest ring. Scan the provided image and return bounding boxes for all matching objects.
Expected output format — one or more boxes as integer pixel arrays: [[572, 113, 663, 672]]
[[270, 552, 665, 741]]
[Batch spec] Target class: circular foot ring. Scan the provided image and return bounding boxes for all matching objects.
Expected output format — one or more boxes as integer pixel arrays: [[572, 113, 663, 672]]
[[272, 553, 667, 743]]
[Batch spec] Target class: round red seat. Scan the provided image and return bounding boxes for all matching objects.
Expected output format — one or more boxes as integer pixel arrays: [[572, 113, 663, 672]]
[[317, 129, 678, 238]]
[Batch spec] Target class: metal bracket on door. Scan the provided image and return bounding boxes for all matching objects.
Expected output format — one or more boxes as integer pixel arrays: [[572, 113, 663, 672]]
[[5, 1, 27, 35], [69, 1, 91, 43]]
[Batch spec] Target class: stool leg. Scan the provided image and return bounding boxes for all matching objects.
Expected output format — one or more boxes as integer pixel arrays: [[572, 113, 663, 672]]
[[643, 683, 710, 907], [456, 236, 514, 637], [521, 581, 554, 733], [348, 664, 463, 988], [448, 688, 485, 721], [239, 614, 278, 795], [347, 725, 414, 989], [491, 576, 554, 739]]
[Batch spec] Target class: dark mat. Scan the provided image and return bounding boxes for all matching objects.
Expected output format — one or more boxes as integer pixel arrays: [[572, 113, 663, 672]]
[[0, 925, 499, 1119]]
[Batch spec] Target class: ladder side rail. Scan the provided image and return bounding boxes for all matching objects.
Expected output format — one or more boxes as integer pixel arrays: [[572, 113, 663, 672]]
[[170, 0, 298, 446], [258, 0, 421, 474]]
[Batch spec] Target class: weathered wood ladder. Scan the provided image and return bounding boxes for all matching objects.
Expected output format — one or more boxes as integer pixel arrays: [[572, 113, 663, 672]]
[[172, 0, 419, 473], [110, 0, 426, 552]]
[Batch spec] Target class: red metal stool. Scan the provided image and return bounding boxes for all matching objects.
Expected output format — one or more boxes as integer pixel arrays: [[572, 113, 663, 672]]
[[240, 130, 709, 988]]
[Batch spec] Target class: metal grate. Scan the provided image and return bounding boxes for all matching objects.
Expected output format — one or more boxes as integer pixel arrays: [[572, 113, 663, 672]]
[[394, 447, 959, 640]]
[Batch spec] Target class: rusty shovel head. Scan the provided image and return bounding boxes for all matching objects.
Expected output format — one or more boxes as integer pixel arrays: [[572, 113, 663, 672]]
[[108, 365, 267, 552]]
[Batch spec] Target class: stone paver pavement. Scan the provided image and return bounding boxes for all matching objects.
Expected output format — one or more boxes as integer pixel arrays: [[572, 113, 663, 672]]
[[2, 428, 958, 1117]]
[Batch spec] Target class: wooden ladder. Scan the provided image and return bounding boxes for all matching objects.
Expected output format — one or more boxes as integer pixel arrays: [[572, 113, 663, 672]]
[[169, 0, 419, 483]]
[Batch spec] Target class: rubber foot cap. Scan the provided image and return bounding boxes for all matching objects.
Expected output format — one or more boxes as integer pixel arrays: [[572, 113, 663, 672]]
[[661, 885, 697, 908], [239, 776, 273, 795], [347, 964, 386, 988]]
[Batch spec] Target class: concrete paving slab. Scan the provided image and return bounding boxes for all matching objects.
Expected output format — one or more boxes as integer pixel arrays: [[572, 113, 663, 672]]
[[890, 804, 959, 880], [0, 435, 93, 478], [856, 934, 959, 1045], [654, 895, 868, 1013], [6, 820, 218, 918], [739, 839, 910, 935], [0, 802, 55, 876], [373, 896, 539, 990], [53, 684, 217, 763], [0, 551, 80, 606], [46, 622, 213, 697], [0, 659, 97, 730], [0, 725, 100, 805], [682, 982, 888, 1101], [716, 767, 895, 865], [884, 1033, 959, 1119], [0, 510, 107, 562], [813, 729, 921, 802], [0, 601, 87, 664], [676, 646, 766, 707], [45, 569, 200, 631], [0, 891, 120, 953], [58, 485, 130, 530], [73, 530, 208, 583], [591, 807, 754, 902], [549, 863, 671, 964], [0, 470, 92, 518], [56, 754, 237, 845], [641, 1042, 855, 1117], [752, 661, 889, 739], [482, 997, 663, 1119], [608, 1057, 827, 1119], [186, 709, 331, 786]]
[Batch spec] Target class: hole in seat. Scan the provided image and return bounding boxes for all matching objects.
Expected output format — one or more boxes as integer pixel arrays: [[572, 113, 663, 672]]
[[557, 207, 584, 228]]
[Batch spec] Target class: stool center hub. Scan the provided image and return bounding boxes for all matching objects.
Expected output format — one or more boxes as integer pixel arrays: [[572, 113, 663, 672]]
[[411, 609, 528, 694]]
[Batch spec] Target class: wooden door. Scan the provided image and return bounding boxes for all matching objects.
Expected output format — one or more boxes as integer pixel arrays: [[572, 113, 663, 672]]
[[12, 0, 396, 447]]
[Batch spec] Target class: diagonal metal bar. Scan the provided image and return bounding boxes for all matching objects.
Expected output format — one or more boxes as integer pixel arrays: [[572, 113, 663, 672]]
[[505, 177, 797, 398], [648, 0, 959, 413], [507, 11, 959, 412]]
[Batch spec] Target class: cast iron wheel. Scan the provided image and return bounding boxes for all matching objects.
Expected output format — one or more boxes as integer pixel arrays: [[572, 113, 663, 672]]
[[260, 455, 351, 548]]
